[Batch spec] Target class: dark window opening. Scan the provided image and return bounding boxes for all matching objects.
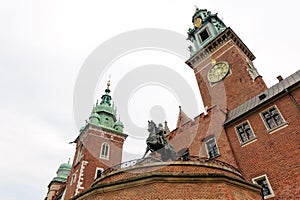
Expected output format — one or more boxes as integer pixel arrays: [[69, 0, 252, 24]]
[[199, 29, 210, 42], [96, 169, 102, 179], [182, 149, 190, 161]]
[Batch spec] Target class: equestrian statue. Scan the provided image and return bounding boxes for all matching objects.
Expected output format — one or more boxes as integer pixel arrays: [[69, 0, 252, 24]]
[[142, 120, 177, 161]]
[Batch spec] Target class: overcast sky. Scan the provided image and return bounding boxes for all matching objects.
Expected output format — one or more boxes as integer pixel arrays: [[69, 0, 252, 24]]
[[0, 1, 299, 199]]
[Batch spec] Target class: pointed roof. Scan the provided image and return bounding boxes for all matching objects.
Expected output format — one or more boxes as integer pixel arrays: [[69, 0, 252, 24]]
[[164, 121, 170, 135], [176, 106, 191, 128], [93, 79, 116, 119], [88, 80, 125, 133]]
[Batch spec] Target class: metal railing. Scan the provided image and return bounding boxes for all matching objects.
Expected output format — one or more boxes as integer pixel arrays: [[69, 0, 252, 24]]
[[98, 155, 240, 178], [100, 157, 161, 177], [187, 156, 241, 173]]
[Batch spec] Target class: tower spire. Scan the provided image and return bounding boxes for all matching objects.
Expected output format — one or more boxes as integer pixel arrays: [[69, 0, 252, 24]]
[[105, 79, 110, 93], [100, 79, 112, 106]]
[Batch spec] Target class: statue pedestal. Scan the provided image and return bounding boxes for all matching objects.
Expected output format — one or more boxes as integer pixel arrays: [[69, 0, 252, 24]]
[[73, 160, 262, 199]]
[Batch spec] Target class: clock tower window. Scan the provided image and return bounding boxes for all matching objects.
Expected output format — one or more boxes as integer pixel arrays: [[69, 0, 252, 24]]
[[198, 28, 210, 43]]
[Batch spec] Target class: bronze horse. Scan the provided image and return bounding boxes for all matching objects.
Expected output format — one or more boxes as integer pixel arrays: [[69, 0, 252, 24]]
[[143, 120, 177, 161]]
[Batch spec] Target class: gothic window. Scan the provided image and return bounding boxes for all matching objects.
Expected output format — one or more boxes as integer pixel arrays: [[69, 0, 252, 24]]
[[235, 121, 256, 145], [252, 175, 275, 199], [94, 167, 104, 179], [100, 142, 110, 160], [261, 106, 286, 131], [205, 137, 220, 159]]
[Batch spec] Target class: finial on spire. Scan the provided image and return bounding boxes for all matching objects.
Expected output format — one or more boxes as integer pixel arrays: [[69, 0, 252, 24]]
[[104, 79, 111, 95], [107, 79, 111, 90], [68, 158, 70, 164], [194, 5, 199, 12]]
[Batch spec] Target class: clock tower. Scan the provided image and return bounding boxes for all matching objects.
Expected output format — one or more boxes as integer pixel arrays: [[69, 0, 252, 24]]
[[186, 8, 267, 111]]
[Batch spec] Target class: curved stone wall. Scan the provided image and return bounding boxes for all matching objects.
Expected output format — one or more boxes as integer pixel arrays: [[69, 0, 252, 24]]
[[72, 161, 262, 200]]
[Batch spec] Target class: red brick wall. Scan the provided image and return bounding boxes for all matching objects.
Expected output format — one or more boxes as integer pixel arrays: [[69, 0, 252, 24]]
[[74, 163, 262, 200], [170, 107, 238, 169], [64, 126, 126, 200], [81, 182, 261, 200], [225, 89, 300, 199]]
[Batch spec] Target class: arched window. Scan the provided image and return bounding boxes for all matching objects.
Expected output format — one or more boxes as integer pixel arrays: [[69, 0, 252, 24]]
[[100, 143, 110, 160]]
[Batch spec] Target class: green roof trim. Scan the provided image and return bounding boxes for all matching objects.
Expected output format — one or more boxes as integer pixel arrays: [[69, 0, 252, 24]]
[[51, 162, 72, 183]]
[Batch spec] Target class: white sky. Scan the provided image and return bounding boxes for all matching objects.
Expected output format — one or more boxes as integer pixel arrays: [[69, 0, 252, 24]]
[[0, 0, 299, 199]]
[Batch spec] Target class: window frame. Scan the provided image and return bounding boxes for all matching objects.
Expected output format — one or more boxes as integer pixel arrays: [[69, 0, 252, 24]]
[[197, 27, 212, 43], [100, 142, 110, 160], [252, 174, 275, 199], [260, 105, 288, 133], [235, 120, 257, 146], [75, 144, 83, 164], [70, 173, 77, 186], [94, 167, 104, 179], [204, 137, 220, 159]]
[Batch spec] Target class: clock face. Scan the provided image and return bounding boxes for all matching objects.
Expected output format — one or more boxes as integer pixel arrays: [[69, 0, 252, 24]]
[[194, 17, 202, 28], [207, 61, 230, 83]]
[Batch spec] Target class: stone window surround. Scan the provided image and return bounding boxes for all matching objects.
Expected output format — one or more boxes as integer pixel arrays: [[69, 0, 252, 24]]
[[235, 120, 257, 146], [197, 26, 212, 44], [260, 105, 288, 134], [75, 144, 83, 164], [94, 167, 104, 179], [252, 174, 275, 199], [100, 142, 110, 160], [204, 136, 220, 159]]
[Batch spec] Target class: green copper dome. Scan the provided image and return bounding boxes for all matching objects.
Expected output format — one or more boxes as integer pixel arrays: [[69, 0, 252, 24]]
[[52, 162, 72, 183], [115, 120, 124, 127], [114, 119, 124, 132], [88, 80, 124, 133]]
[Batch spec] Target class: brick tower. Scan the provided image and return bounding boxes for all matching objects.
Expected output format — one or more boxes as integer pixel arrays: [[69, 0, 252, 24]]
[[46, 8, 300, 200], [63, 81, 128, 199], [186, 8, 267, 111], [169, 8, 269, 168]]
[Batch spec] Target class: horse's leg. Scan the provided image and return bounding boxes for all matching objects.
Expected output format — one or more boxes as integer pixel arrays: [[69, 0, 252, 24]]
[[142, 146, 150, 158]]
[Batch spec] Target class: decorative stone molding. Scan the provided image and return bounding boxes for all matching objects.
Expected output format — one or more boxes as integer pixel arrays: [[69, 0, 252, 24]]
[[186, 27, 256, 69]]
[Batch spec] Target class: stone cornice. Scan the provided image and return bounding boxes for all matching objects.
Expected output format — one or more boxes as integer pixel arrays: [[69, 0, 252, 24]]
[[73, 123, 128, 144], [186, 27, 255, 69], [87, 123, 128, 139]]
